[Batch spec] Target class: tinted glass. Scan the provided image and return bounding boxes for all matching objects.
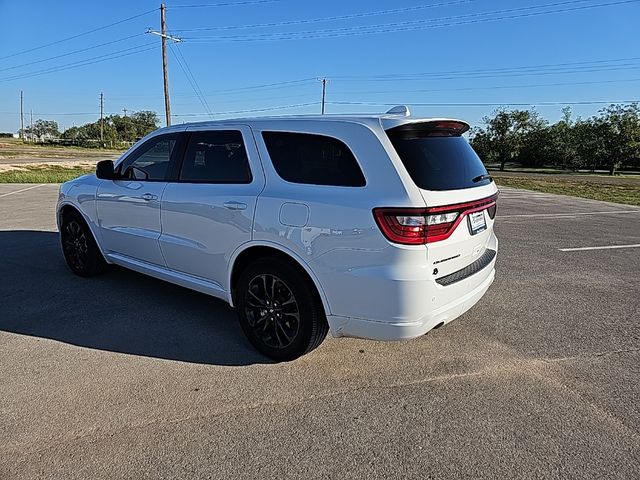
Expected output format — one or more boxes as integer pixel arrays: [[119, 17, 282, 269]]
[[262, 132, 365, 187], [180, 130, 252, 183], [123, 137, 176, 181], [387, 127, 491, 191]]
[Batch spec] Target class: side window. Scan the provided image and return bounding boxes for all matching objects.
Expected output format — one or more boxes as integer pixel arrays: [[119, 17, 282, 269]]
[[261, 131, 366, 187], [120, 136, 177, 181], [179, 130, 252, 183]]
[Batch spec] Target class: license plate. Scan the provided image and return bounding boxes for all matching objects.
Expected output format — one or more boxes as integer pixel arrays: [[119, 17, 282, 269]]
[[468, 211, 487, 235]]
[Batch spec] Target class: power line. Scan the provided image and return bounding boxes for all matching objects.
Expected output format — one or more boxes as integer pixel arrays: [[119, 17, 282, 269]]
[[332, 64, 640, 84], [172, 101, 320, 116], [0, 9, 157, 61], [329, 77, 640, 97], [107, 78, 317, 100], [114, 64, 640, 102], [169, 93, 315, 107], [0, 44, 156, 83], [176, 47, 214, 116], [194, 78, 318, 95], [172, 0, 474, 32], [169, 0, 278, 9], [169, 42, 214, 117], [100, 72, 640, 104], [119, 75, 640, 106], [0, 34, 145, 73], [184, 0, 640, 42], [111, 55, 640, 100], [332, 56, 640, 80]]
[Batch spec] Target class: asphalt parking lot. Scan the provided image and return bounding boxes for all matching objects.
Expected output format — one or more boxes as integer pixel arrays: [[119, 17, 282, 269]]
[[1, 183, 639, 479]]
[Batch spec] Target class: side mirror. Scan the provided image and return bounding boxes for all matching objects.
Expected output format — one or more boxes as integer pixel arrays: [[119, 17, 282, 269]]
[[96, 160, 115, 180]]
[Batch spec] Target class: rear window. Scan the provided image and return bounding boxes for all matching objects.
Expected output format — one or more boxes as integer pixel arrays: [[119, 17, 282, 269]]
[[386, 124, 491, 191], [262, 131, 366, 187]]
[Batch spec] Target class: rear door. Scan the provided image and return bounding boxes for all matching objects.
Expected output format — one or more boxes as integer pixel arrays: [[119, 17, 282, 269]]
[[159, 125, 264, 288], [385, 121, 498, 277]]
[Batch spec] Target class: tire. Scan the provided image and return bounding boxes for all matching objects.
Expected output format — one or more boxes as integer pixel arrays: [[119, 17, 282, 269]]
[[234, 257, 328, 361], [60, 210, 106, 277]]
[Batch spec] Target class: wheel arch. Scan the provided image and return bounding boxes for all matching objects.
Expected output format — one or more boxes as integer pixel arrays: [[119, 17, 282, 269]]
[[57, 201, 108, 260], [227, 242, 331, 315]]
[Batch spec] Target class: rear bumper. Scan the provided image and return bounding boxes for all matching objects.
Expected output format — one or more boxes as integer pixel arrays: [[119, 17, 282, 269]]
[[327, 261, 495, 341]]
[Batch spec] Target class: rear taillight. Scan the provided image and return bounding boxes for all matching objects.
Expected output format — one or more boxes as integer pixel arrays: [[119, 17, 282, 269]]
[[373, 193, 498, 245]]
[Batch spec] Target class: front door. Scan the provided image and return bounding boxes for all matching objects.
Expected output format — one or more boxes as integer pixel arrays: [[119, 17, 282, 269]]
[[96, 133, 183, 266], [159, 125, 264, 288]]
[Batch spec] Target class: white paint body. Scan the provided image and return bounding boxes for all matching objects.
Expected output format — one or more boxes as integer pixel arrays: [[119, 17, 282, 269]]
[[57, 114, 498, 341]]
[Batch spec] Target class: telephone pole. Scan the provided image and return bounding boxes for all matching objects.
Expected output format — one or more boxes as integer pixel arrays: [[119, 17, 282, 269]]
[[146, 6, 181, 127], [319, 78, 327, 115], [30, 109, 33, 142], [160, 3, 171, 126], [19, 91, 24, 139], [99, 92, 104, 143]]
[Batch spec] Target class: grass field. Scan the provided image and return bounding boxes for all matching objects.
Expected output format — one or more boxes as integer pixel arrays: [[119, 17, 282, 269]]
[[0, 138, 123, 160], [493, 173, 640, 206], [0, 165, 94, 183]]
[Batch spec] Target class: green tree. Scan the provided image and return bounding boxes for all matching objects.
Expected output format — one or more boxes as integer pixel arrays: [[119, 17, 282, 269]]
[[471, 109, 547, 170], [25, 119, 60, 138], [130, 110, 159, 138], [62, 110, 159, 146], [597, 103, 640, 175]]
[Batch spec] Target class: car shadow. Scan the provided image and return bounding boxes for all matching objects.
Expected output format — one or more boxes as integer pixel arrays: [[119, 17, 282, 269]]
[[0, 230, 269, 366]]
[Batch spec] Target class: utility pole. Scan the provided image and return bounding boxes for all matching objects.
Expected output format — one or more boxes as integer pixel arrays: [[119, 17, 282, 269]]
[[99, 92, 104, 144], [123, 108, 128, 140], [146, 6, 181, 127], [30, 109, 33, 142], [19, 90, 24, 140], [160, 3, 171, 126], [319, 78, 327, 115]]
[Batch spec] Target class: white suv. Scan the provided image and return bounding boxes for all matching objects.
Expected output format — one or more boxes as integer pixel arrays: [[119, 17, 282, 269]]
[[57, 107, 498, 360]]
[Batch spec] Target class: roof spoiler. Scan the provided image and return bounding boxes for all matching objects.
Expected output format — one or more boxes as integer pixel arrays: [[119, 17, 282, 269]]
[[386, 120, 470, 138]]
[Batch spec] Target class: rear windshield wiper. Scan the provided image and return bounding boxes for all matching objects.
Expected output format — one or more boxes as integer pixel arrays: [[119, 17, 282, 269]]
[[472, 174, 492, 183]]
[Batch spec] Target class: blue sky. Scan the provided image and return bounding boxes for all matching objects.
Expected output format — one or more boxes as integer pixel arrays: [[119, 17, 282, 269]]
[[0, 0, 638, 133]]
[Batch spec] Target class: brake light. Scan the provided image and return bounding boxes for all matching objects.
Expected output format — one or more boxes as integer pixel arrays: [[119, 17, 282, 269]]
[[373, 193, 498, 245], [430, 121, 469, 134]]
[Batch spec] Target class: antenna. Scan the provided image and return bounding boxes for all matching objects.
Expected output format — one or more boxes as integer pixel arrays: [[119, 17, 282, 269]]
[[386, 105, 411, 116]]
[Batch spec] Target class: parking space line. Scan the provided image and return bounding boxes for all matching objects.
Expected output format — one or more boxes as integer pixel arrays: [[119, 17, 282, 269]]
[[559, 244, 640, 252], [0, 184, 47, 198], [501, 210, 640, 218]]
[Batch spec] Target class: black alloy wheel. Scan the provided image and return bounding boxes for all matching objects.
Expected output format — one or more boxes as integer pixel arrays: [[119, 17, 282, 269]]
[[244, 274, 300, 350], [235, 258, 328, 361], [60, 211, 106, 277], [62, 219, 89, 272]]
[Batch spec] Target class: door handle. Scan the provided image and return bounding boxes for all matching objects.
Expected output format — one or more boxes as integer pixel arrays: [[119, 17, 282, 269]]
[[223, 201, 247, 210], [141, 193, 158, 201]]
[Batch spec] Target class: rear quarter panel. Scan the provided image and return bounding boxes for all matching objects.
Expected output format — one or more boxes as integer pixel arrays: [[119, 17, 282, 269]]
[[250, 119, 426, 316]]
